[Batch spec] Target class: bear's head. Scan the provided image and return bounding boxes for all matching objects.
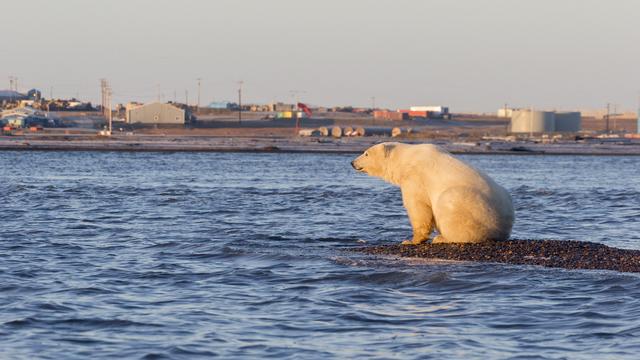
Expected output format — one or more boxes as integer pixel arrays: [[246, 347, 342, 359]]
[[351, 142, 397, 179]]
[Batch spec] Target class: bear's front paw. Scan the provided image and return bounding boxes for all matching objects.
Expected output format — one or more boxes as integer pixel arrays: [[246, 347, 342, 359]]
[[431, 235, 447, 244], [401, 238, 427, 246]]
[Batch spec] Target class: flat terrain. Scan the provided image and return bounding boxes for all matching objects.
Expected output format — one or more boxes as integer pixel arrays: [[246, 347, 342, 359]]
[[2, 112, 639, 154]]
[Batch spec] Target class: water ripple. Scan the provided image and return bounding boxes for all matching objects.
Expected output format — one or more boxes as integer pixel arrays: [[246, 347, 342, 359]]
[[0, 152, 639, 359]]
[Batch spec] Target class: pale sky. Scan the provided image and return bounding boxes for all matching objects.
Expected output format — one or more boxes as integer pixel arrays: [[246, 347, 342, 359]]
[[2, 0, 639, 112]]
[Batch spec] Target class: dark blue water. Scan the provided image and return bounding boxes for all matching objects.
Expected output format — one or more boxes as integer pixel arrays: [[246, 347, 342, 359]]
[[1, 151, 639, 359]]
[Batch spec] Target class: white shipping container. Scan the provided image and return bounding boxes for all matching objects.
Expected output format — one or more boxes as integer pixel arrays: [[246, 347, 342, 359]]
[[409, 106, 449, 114]]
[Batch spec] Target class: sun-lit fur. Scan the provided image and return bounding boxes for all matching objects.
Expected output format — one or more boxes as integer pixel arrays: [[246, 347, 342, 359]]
[[352, 143, 514, 244]]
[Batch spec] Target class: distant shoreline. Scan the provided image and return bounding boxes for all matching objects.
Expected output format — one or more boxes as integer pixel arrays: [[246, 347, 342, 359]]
[[2, 136, 640, 156]]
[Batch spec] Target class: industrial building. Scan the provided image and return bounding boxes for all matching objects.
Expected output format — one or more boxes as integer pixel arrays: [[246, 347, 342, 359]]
[[125, 102, 185, 125], [554, 112, 582, 132], [0, 90, 29, 103], [510, 110, 582, 134], [271, 103, 295, 112], [0, 107, 54, 128]]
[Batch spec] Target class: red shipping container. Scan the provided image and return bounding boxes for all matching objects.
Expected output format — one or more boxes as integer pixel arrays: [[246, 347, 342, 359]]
[[386, 112, 401, 121], [409, 111, 428, 118], [373, 111, 387, 119], [374, 111, 409, 121]]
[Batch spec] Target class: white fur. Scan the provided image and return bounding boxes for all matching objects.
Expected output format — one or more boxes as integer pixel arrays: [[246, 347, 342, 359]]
[[352, 142, 514, 244]]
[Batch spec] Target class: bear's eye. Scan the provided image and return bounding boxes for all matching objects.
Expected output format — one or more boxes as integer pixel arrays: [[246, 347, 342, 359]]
[[365, 152, 369, 157]]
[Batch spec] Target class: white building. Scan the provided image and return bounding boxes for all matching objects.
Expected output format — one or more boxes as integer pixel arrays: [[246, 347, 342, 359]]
[[125, 102, 185, 125]]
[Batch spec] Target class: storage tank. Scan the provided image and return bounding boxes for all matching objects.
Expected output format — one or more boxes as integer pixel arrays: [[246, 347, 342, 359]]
[[554, 112, 581, 132], [510, 110, 555, 133]]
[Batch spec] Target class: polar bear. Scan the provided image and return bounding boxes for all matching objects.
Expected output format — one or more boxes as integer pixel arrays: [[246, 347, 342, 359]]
[[351, 142, 514, 244]]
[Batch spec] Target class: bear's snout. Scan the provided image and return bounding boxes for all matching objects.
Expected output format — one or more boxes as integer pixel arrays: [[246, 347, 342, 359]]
[[351, 159, 364, 172]]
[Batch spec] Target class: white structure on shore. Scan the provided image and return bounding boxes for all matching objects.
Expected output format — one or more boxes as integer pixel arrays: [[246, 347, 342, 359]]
[[497, 108, 519, 118], [409, 105, 449, 117], [125, 102, 185, 125], [510, 110, 582, 134], [511, 110, 555, 133]]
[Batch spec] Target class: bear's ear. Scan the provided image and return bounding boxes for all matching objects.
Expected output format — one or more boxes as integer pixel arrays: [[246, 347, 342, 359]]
[[383, 144, 396, 158]]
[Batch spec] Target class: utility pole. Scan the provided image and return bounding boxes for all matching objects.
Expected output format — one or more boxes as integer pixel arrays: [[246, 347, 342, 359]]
[[605, 103, 610, 134], [185, 90, 189, 107], [99, 79, 112, 135], [100, 79, 106, 118], [107, 86, 112, 134], [529, 106, 533, 138], [8, 76, 19, 95], [8, 76, 14, 102], [238, 80, 243, 125], [196, 78, 202, 112], [157, 84, 161, 102], [371, 96, 376, 110], [613, 104, 618, 132], [504, 103, 509, 134]]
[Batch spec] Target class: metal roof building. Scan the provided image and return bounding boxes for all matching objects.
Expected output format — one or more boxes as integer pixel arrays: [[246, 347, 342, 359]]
[[0, 90, 28, 102], [125, 102, 185, 125]]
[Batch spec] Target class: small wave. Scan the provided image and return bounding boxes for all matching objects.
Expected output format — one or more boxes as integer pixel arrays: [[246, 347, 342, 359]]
[[4, 317, 163, 329]]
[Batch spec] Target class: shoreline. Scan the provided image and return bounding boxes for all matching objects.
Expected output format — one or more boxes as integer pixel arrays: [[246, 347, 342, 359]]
[[2, 135, 640, 156]]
